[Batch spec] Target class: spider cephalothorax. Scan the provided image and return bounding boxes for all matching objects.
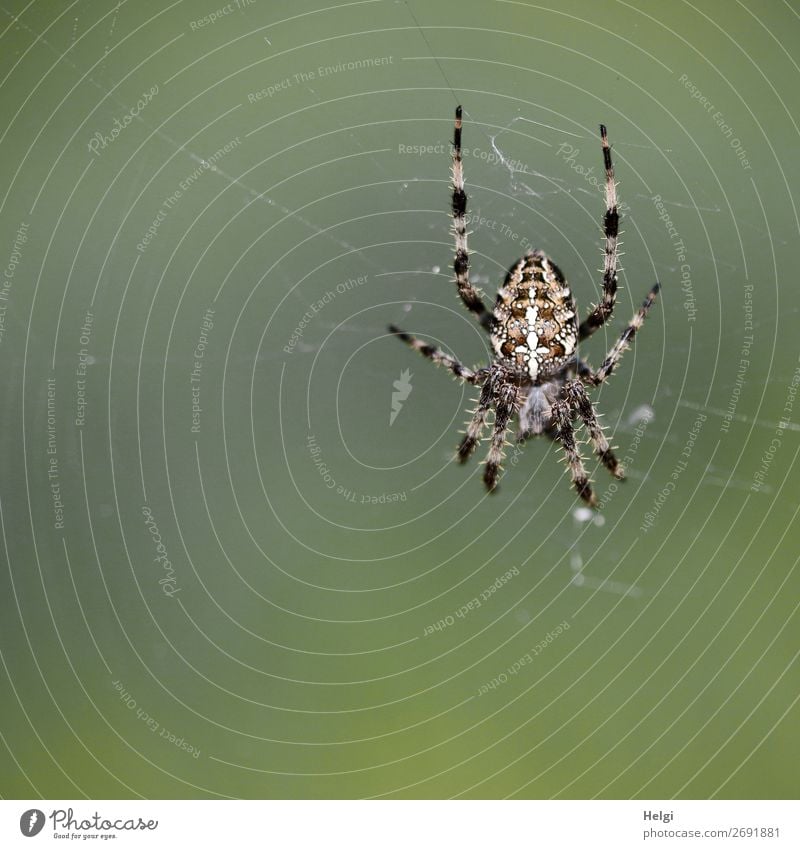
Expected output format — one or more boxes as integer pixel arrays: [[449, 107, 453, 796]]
[[389, 106, 660, 506]]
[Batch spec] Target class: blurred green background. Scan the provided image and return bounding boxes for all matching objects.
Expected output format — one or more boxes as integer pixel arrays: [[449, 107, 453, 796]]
[[0, 0, 798, 799]]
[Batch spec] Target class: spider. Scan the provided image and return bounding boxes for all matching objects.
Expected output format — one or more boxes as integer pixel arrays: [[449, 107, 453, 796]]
[[388, 106, 660, 506]]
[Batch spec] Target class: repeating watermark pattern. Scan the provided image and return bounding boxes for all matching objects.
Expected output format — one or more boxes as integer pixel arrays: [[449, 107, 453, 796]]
[[640, 411, 706, 532], [398, 142, 530, 174], [86, 84, 159, 157], [595, 407, 654, 511], [141, 506, 180, 597], [283, 274, 367, 354], [0, 220, 27, 344], [652, 194, 696, 321], [74, 310, 94, 427], [477, 620, 570, 695], [556, 141, 606, 195], [190, 308, 215, 434], [137, 189, 180, 254], [751, 359, 800, 493], [678, 74, 752, 170], [422, 567, 520, 636], [306, 433, 406, 504], [248, 56, 393, 103], [397, 142, 448, 157], [555, 142, 630, 213], [136, 137, 241, 253], [721, 282, 753, 434], [466, 211, 537, 252], [389, 369, 413, 425], [46, 376, 64, 530], [189, 0, 255, 31], [114, 679, 200, 758]]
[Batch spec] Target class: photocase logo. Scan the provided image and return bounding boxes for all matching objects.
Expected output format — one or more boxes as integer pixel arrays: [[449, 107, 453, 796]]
[[19, 809, 45, 837], [389, 369, 413, 425]]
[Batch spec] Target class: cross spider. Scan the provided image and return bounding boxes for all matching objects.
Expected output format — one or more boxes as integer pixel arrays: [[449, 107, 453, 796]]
[[389, 107, 660, 506]]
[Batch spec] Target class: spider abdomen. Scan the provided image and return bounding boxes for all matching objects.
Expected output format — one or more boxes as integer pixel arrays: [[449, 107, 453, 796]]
[[491, 250, 578, 381]]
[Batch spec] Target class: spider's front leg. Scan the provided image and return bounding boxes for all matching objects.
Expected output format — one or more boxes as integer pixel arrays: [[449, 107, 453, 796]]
[[451, 106, 493, 331], [551, 395, 596, 506], [578, 124, 620, 342]]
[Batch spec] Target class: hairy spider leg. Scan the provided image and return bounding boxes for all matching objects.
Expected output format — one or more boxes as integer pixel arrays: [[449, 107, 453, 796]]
[[451, 106, 493, 330], [586, 282, 661, 386], [483, 381, 518, 491], [578, 124, 620, 342], [388, 325, 484, 384], [458, 375, 494, 461], [552, 397, 597, 506], [564, 379, 624, 479]]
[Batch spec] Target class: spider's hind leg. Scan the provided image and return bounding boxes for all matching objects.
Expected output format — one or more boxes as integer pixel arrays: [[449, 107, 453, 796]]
[[482, 382, 518, 492], [552, 396, 597, 506], [451, 106, 493, 331], [564, 380, 624, 480], [458, 375, 493, 462]]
